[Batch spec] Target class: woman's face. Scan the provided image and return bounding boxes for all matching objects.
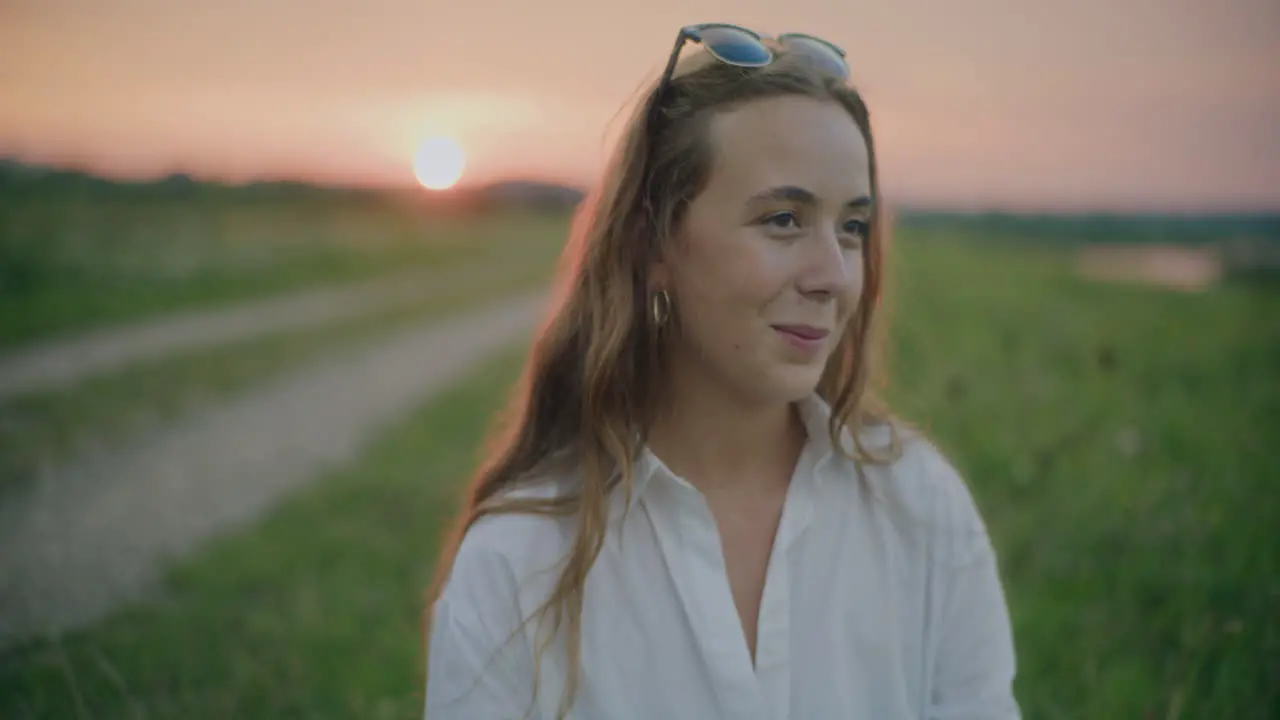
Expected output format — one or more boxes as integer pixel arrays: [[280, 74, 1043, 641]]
[[656, 94, 872, 406]]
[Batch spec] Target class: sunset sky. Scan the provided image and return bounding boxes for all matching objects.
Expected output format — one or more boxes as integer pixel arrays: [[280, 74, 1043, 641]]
[[2, 0, 1277, 211]]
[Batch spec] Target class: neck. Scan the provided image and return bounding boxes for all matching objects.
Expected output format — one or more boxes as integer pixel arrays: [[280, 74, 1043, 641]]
[[645, 363, 807, 495]]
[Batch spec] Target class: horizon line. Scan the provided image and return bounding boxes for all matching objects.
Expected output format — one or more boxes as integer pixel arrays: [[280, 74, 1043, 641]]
[[4, 155, 1278, 218]]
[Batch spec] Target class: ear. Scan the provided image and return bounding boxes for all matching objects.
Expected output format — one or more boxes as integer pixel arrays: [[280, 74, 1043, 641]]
[[648, 258, 671, 292], [648, 221, 684, 291]]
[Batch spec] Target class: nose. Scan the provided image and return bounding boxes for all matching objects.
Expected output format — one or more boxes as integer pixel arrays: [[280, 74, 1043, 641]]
[[796, 226, 856, 301]]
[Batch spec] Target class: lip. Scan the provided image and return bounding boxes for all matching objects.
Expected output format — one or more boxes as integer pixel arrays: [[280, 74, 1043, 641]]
[[772, 325, 830, 353], [772, 324, 830, 341]]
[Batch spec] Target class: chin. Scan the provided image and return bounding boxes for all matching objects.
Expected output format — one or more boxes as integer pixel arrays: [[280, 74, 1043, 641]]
[[762, 364, 825, 403]]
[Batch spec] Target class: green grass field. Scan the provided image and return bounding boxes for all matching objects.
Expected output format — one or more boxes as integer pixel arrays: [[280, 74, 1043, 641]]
[[0, 245, 561, 502], [0, 204, 569, 501], [1, 223, 1277, 718], [0, 181, 567, 348], [885, 236, 1279, 716]]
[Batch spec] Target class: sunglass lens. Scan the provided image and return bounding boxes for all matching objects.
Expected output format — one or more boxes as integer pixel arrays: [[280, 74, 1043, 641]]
[[780, 35, 849, 79], [696, 26, 772, 67]]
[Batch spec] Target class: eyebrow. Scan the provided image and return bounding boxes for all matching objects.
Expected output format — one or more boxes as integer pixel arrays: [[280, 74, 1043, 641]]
[[747, 185, 874, 211]]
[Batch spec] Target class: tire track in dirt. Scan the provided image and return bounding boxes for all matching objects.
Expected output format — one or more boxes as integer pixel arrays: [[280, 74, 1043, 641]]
[[0, 264, 501, 401], [0, 290, 546, 646]]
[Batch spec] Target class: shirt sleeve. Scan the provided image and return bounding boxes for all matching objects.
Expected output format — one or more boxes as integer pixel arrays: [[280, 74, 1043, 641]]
[[928, 530, 1021, 719], [424, 533, 542, 720], [924, 453, 1021, 719]]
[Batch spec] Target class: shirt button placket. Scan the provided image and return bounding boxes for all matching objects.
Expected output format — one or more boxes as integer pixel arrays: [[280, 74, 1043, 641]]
[[680, 488, 769, 719]]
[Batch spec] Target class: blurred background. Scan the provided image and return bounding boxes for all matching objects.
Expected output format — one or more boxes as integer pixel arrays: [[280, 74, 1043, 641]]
[[0, 1, 1276, 717]]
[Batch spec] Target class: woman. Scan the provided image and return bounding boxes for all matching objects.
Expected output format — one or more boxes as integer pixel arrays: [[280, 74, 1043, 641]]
[[424, 23, 1020, 719]]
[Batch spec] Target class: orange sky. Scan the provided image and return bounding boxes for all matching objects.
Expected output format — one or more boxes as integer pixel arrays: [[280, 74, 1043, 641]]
[[2, 0, 1277, 211]]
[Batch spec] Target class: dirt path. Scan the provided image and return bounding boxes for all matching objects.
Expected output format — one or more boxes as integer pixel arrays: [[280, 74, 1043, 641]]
[[0, 290, 546, 647], [0, 265, 489, 401]]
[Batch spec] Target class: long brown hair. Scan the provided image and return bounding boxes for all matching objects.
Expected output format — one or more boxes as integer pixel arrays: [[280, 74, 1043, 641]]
[[426, 48, 901, 718]]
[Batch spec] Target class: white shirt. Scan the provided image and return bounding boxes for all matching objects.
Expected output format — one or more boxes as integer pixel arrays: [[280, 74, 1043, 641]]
[[425, 395, 1020, 719]]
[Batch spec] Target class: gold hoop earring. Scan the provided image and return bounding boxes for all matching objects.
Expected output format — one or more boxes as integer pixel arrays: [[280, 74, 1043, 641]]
[[651, 289, 671, 327]]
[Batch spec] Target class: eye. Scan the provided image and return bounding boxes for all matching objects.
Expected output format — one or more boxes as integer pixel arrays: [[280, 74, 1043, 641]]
[[840, 219, 869, 249], [843, 218, 869, 237], [761, 210, 801, 230]]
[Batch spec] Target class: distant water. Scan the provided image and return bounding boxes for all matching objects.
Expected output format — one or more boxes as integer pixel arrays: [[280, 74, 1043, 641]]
[[895, 211, 1280, 246]]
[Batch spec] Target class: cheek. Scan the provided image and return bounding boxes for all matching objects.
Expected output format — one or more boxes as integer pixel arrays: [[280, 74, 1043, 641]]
[[724, 238, 800, 304], [843, 252, 868, 311], [678, 232, 786, 303], [672, 246, 784, 348]]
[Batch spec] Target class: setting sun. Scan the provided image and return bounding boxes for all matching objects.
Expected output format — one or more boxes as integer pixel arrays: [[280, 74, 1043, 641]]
[[413, 136, 466, 190]]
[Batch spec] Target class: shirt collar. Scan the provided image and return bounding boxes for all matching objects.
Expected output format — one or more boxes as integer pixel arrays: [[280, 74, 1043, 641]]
[[620, 393, 853, 514], [794, 393, 840, 462]]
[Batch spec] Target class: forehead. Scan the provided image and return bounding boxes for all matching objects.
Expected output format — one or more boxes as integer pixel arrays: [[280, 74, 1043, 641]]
[[702, 95, 871, 203]]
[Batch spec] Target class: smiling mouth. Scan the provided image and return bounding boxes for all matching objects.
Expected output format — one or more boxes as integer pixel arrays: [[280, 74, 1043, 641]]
[[771, 324, 830, 342]]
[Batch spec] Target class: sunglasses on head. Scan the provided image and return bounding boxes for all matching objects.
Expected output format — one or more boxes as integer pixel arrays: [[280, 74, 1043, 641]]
[[645, 23, 849, 132], [653, 23, 849, 96]]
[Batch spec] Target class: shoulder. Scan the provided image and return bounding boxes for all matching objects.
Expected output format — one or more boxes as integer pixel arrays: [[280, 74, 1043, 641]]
[[444, 476, 577, 595], [854, 424, 994, 567], [427, 484, 568, 716]]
